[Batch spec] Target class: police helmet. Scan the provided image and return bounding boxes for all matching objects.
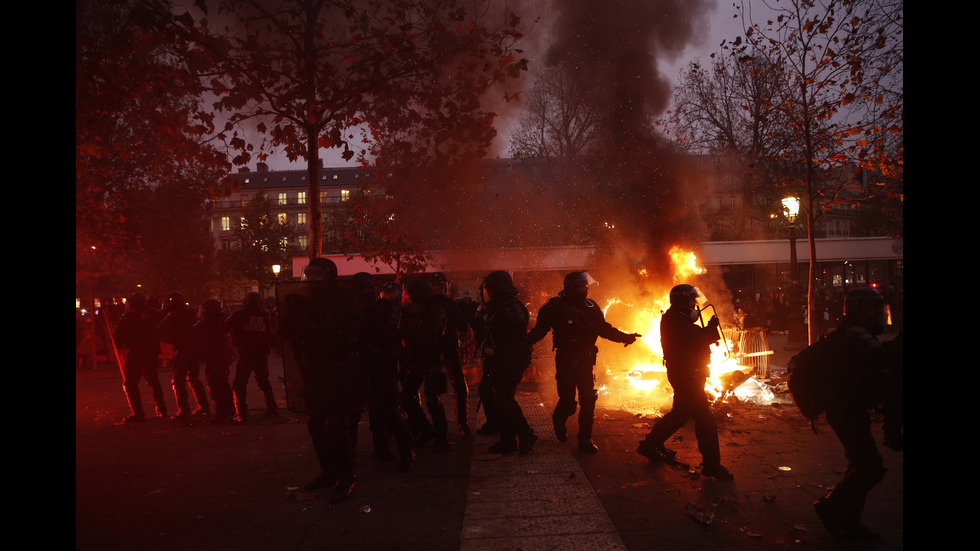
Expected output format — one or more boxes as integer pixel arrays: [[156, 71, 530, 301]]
[[164, 291, 186, 311], [669, 284, 702, 307], [844, 287, 885, 318], [243, 291, 262, 308], [302, 257, 338, 281], [380, 281, 402, 301], [128, 292, 147, 309], [406, 279, 432, 303]]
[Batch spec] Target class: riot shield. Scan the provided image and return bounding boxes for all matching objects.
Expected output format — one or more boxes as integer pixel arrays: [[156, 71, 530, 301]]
[[275, 278, 365, 414]]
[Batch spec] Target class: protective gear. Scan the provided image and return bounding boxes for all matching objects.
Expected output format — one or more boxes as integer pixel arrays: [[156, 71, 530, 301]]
[[302, 258, 338, 281], [380, 281, 402, 302], [844, 287, 886, 334], [243, 291, 262, 309], [430, 272, 449, 295], [669, 284, 702, 308], [164, 292, 186, 312]]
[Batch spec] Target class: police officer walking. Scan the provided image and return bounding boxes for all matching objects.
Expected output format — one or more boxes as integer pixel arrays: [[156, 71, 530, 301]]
[[636, 284, 733, 481], [226, 292, 279, 423], [429, 272, 472, 437], [159, 292, 209, 419], [477, 271, 537, 455], [114, 292, 168, 422], [400, 278, 450, 452], [193, 299, 236, 422], [813, 286, 899, 541], [526, 271, 639, 452]]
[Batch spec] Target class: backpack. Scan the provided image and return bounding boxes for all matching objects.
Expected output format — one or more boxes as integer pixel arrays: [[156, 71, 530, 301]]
[[787, 329, 841, 433]]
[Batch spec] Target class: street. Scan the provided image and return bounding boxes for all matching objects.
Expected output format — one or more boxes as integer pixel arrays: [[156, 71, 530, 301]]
[[76, 332, 903, 550]]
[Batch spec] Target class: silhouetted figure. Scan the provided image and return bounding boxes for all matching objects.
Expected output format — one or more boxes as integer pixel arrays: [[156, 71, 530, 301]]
[[478, 271, 537, 455], [636, 284, 733, 481], [114, 292, 167, 422], [813, 287, 897, 541], [226, 292, 278, 423], [429, 272, 472, 437], [358, 276, 414, 472], [399, 278, 450, 452], [194, 299, 236, 422], [526, 271, 639, 452], [298, 258, 365, 504], [159, 292, 209, 419]]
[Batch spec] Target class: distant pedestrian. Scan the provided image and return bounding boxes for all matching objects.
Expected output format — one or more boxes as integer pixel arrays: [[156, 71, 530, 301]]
[[194, 299, 236, 422], [159, 292, 209, 420], [636, 284, 733, 481], [526, 271, 639, 452], [478, 271, 537, 455], [114, 292, 168, 423], [226, 292, 278, 423]]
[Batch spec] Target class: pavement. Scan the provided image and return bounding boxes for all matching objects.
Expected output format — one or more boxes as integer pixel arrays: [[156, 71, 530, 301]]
[[76, 332, 903, 551]]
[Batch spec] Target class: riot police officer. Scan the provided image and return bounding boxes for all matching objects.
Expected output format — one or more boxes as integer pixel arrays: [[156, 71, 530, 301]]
[[429, 272, 472, 437], [114, 292, 168, 422], [193, 299, 236, 422], [159, 292, 209, 419], [298, 258, 365, 503], [813, 286, 897, 541], [226, 291, 278, 422], [636, 284, 733, 480], [479, 271, 536, 455], [526, 271, 639, 452], [363, 280, 415, 472], [400, 278, 450, 451]]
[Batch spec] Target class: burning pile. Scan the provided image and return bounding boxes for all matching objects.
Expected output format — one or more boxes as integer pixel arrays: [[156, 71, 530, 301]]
[[593, 246, 775, 417]]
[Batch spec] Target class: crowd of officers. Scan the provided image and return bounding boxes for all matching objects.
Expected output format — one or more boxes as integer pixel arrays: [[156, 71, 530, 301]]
[[106, 261, 901, 541]]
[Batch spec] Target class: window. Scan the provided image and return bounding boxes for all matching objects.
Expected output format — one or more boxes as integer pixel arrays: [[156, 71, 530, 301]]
[[221, 216, 231, 231], [297, 192, 306, 204], [278, 213, 288, 224], [341, 189, 350, 202], [297, 212, 307, 225], [298, 235, 308, 250], [278, 192, 288, 205], [320, 191, 329, 204], [240, 194, 250, 206]]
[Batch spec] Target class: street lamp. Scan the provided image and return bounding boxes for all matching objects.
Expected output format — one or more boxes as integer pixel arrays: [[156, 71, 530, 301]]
[[781, 196, 806, 349]]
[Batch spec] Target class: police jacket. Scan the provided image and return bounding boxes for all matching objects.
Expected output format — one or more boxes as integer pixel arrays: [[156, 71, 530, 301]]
[[660, 306, 719, 389], [526, 294, 633, 363], [158, 307, 197, 350], [114, 307, 162, 356], [226, 305, 273, 356], [400, 297, 448, 372], [827, 317, 883, 408], [481, 296, 531, 373]]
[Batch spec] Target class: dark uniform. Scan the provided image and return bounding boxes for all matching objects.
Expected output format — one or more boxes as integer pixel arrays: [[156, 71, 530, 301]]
[[399, 279, 450, 451], [526, 271, 638, 452], [226, 292, 278, 422], [477, 271, 537, 455], [297, 258, 365, 503], [813, 287, 898, 541], [357, 276, 414, 472], [193, 299, 236, 422], [115, 292, 167, 422], [429, 273, 471, 437], [159, 292, 209, 419], [636, 284, 732, 480]]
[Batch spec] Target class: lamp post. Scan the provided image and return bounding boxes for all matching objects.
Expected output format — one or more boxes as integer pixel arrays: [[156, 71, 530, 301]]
[[782, 197, 806, 349]]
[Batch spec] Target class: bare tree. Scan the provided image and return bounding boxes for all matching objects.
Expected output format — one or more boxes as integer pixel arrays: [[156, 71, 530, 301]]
[[507, 63, 603, 160]]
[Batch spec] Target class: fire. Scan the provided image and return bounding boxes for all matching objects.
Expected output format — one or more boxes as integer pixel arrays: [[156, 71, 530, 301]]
[[595, 246, 771, 417]]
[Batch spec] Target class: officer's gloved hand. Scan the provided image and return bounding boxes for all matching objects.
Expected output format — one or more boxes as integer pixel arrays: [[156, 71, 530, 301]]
[[623, 333, 642, 347], [707, 316, 720, 331]]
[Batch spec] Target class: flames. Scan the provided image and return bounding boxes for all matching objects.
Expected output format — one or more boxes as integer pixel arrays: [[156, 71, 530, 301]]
[[594, 246, 771, 417]]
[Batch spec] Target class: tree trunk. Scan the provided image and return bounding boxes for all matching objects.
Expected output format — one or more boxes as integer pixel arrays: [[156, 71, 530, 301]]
[[307, 126, 322, 261]]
